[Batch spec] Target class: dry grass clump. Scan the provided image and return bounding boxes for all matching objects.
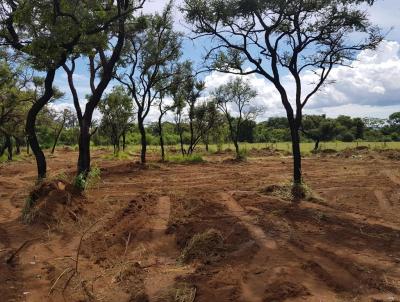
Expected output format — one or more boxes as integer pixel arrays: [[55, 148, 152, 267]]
[[260, 181, 318, 202], [180, 229, 224, 263]]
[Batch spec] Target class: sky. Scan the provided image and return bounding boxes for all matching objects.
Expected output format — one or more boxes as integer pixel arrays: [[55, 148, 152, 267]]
[[52, 0, 400, 122]]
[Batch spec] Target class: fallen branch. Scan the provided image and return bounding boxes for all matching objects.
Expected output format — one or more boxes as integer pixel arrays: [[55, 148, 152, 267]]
[[6, 237, 41, 264]]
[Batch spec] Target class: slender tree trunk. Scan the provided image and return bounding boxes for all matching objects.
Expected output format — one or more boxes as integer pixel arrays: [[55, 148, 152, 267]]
[[314, 139, 320, 151], [51, 119, 65, 154], [122, 132, 126, 151], [15, 137, 21, 155], [138, 118, 146, 164], [26, 137, 29, 154], [289, 124, 302, 185], [5, 135, 12, 161], [26, 69, 56, 179], [233, 140, 240, 158], [77, 119, 91, 176], [158, 116, 165, 161]]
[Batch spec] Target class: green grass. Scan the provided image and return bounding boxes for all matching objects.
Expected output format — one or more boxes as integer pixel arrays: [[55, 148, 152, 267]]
[[166, 154, 204, 163]]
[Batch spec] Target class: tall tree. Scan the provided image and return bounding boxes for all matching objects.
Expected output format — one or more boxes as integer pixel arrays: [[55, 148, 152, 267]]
[[301, 115, 338, 151], [98, 86, 134, 154], [183, 0, 382, 191], [1, 0, 139, 179], [115, 2, 182, 164], [213, 77, 259, 159], [62, 0, 144, 176]]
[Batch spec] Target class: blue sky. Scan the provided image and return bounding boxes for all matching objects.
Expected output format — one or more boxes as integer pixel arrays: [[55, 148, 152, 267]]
[[53, 0, 400, 121]]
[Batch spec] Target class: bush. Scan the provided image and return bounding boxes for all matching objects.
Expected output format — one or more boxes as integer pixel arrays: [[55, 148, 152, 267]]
[[341, 132, 354, 142]]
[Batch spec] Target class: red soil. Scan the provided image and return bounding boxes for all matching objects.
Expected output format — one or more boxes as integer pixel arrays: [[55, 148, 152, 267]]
[[0, 148, 400, 301]]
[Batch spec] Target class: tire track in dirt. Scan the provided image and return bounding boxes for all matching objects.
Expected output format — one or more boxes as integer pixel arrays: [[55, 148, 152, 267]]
[[219, 192, 277, 302], [143, 196, 193, 301], [218, 192, 368, 301]]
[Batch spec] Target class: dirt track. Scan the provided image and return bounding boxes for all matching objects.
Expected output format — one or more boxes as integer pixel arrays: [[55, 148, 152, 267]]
[[0, 149, 400, 301]]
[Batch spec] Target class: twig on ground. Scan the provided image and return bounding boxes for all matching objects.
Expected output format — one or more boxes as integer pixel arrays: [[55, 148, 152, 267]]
[[6, 237, 41, 264]]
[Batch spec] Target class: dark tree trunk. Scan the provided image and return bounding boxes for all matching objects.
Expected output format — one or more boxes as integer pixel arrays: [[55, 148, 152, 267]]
[[158, 116, 165, 161], [51, 118, 65, 154], [26, 137, 29, 154], [233, 140, 240, 158], [289, 124, 302, 185], [314, 139, 320, 151], [15, 137, 21, 155], [77, 119, 91, 176], [5, 135, 12, 161], [179, 129, 185, 156], [26, 69, 56, 179], [138, 118, 147, 164], [205, 140, 209, 152], [122, 132, 126, 151]]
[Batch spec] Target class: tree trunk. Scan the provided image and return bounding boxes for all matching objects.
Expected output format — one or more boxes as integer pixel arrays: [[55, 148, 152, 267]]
[[314, 139, 320, 151], [290, 125, 302, 185], [158, 116, 165, 161], [26, 137, 29, 154], [138, 118, 147, 164], [122, 132, 126, 151], [26, 69, 56, 179], [233, 140, 240, 159], [15, 137, 21, 155], [5, 135, 12, 161], [51, 119, 65, 154], [77, 119, 91, 176]]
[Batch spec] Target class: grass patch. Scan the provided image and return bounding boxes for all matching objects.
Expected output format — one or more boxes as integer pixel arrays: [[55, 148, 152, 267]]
[[101, 151, 132, 160], [73, 166, 101, 191], [180, 228, 224, 263], [166, 154, 204, 164]]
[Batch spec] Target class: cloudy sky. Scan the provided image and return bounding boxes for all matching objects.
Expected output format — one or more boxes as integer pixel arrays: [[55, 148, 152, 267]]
[[53, 0, 400, 121]]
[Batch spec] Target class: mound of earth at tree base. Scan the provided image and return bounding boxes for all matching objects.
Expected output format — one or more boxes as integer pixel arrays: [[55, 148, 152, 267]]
[[22, 179, 85, 225]]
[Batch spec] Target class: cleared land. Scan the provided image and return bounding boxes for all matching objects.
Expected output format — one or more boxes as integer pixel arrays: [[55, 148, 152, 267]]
[[0, 147, 400, 302]]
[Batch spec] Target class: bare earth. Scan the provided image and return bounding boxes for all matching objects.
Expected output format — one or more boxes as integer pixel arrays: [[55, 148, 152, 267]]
[[0, 148, 400, 302]]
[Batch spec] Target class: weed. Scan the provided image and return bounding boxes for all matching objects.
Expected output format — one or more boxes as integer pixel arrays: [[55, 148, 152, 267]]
[[73, 166, 101, 191]]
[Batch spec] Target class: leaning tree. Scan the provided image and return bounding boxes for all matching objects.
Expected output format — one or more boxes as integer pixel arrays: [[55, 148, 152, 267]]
[[183, 0, 382, 189], [1, 0, 141, 179]]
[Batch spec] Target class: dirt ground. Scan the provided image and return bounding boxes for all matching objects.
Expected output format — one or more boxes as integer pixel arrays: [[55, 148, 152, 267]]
[[1, 148, 400, 302]]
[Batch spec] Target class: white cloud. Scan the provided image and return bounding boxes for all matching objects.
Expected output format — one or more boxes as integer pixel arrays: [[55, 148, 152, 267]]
[[204, 40, 400, 119]]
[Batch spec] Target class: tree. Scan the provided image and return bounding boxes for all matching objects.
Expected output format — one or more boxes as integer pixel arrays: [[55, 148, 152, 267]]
[[62, 0, 144, 176], [50, 108, 74, 154], [1, 0, 139, 179], [183, 0, 382, 189], [98, 86, 134, 154], [301, 115, 338, 150], [115, 2, 182, 164], [212, 78, 259, 159]]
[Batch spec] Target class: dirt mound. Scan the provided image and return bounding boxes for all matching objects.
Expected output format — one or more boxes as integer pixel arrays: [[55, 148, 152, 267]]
[[336, 147, 371, 158], [378, 149, 400, 160], [22, 179, 84, 224], [180, 229, 224, 263], [222, 157, 246, 164], [249, 147, 286, 157]]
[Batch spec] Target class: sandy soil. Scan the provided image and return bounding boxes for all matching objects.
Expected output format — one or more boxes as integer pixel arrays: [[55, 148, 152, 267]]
[[0, 148, 400, 302]]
